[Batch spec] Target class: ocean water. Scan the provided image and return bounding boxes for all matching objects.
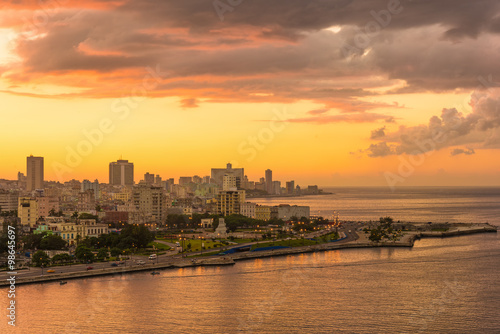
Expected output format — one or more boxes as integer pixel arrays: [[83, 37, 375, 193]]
[[1, 233, 499, 333], [1, 186, 499, 333], [248, 187, 500, 226]]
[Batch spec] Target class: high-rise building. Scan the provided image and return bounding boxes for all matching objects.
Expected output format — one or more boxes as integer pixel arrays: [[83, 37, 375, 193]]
[[272, 181, 281, 195], [26, 155, 44, 191], [18, 197, 38, 227], [179, 177, 192, 185], [132, 185, 165, 223], [217, 190, 245, 216], [37, 196, 60, 217], [0, 190, 19, 212], [265, 169, 273, 194], [222, 174, 238, 191], [211, 163, 244, 188], [144, 172, 155, 185], [109, 160, 134, 186], [81, 179, 100, 200], [286, 181, 295, 194]]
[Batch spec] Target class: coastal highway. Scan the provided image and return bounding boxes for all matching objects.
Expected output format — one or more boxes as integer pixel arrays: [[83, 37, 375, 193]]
[[0, 253, 176, 281], [0, 227, 361, 281]]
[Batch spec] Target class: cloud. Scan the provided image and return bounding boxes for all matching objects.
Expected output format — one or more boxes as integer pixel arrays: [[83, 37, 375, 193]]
[[450, 148, 475, 156], [366, 142, 394, 157], [370, 126, 386, 139], [1, 0, 500, 112], [307, 108, 329, 115], [284, 112, 391, 124], [180, 98, 199, 108], [365, 89, 500, 157]]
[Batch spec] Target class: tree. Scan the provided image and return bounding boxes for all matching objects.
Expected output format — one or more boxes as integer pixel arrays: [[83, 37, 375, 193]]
[[369, 217, 401, 242], [110, 247, 122, 257], [97, 248, 108, 260], [75, 245, 95, 263], [23, 233, 46, 250], [39, 235, 67, 250], [52, 253, 73, 264], [33, 250, 50, 267]]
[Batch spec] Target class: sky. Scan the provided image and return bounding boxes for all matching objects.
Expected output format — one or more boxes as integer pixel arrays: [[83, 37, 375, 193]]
[[0, 0, 500, 187]]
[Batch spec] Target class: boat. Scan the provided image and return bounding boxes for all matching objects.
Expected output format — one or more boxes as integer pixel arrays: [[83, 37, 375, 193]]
[[60, 281, 67, 285], [151, 271, 160, 275]]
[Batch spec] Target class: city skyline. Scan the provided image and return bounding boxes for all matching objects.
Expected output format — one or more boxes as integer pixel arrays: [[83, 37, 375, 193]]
[[1, 153, 499, 187]]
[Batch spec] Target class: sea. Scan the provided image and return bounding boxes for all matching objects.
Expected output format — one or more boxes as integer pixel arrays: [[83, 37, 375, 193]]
[[248, 186, 500, 226], [1, 187, 499, 334]]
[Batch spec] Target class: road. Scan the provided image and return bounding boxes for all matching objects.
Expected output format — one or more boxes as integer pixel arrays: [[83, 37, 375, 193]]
[[0, 227, 362, 280]]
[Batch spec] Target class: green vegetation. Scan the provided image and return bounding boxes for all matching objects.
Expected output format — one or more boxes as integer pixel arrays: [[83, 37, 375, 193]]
[[32, 250, 50, 267], [39, 234, 67, 250], [79, 224, 155, 251], [51, 253, 73, 264], [368, 217, 403, 242], [75, 245, 95, 263], [148, 242, 171, 251]]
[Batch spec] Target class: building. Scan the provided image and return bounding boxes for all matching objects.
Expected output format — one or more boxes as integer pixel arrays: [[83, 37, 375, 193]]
[[217, 190, 245, 216], [240, 202, 256, 219], [36, 196, 60, 218], [132, 185, 165, 223], [112, 192, 130, 202], [272, 181, 281, 195], [286, 181, 295, 194], [306, 185, 319, 194], [109, 159, 134, 186], [79, 219, 109, 238], [81, 179, 100, 200], [18, 197, 38, 227], [222, 174, 238, 191], [103, 211, 128, 224], [276, 204, 310, 220], [201, 218, 213, 229], [58, 223, 85, 245], [211, 163, 244, 188], [26, 155, 44, 191], [77, 190, 96, 212], [0, 190, 18, 212], [255, 205, 272, 221], [265, 169, 273, 194], [144, 173, 155, 185], [179, 177, 192, 185]]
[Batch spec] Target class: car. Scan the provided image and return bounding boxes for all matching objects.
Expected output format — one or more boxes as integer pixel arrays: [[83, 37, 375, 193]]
[[46, 269, 55, 273], [110, 263, 118, 267], [136, 260, 145, 265], [86, 266, 94, 270], [149, 254, 157, 260]]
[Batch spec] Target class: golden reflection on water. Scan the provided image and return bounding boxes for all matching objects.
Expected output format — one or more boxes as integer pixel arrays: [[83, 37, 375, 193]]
[[1, 234, 498, 334]]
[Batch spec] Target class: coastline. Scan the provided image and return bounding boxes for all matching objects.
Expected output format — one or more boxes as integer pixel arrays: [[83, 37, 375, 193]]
[[1, 224, 496, 287], [246, 192, 333, 199]]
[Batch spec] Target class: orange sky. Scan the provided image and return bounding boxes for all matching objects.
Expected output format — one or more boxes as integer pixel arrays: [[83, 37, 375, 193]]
[[1, 1, 499, 186]]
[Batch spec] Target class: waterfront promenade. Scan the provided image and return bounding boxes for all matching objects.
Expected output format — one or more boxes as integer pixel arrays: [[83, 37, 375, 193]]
[[1, 223, 496, 287]]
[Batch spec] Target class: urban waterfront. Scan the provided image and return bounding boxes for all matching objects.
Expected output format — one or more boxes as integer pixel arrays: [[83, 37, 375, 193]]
[[1, 233, 499, 334], [250, 187, 500, 226]]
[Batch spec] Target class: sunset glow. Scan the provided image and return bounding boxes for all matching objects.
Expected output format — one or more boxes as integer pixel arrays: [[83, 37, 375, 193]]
[[1, 1, 499, 186]]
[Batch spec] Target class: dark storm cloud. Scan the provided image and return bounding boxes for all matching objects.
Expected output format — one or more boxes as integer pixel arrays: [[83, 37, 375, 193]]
[[3, 0, 500, 110]]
